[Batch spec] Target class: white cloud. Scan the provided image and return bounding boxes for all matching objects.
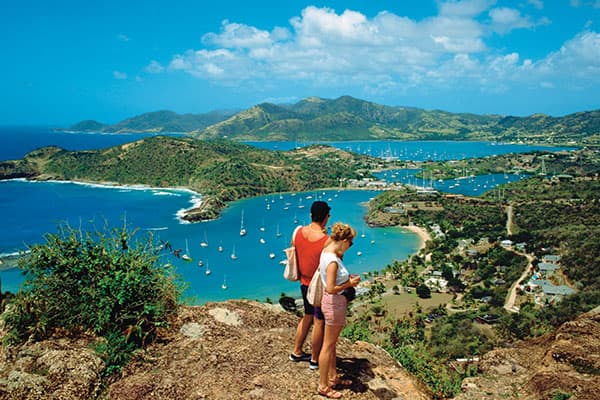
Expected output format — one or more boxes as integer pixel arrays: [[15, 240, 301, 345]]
[[537, 31, 600, 78], [117, 34, 130, 42], [202, 20, 278, 49], [528, 0, 544, 9], [489, 7, 534, 34], [157, 5, 599, 97], [113, 71, 127, 80], [438, 0, 497, 17], [145, 60, 164, 74]]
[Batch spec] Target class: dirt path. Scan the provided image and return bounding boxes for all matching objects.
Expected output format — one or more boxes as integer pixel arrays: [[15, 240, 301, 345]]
[[504, 252, 533, 313], [505, 204, 513, 236]]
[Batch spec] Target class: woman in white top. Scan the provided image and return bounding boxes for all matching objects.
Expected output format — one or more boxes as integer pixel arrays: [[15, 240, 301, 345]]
[[317, 223, 360, 399]]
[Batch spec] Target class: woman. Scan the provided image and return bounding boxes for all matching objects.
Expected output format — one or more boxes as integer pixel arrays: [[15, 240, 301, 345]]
[[317, 223, 361, 399], [289, 201, 331, 370]]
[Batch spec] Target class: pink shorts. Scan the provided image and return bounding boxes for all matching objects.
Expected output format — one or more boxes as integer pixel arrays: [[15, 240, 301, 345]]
[[321, 292, 348, 326]]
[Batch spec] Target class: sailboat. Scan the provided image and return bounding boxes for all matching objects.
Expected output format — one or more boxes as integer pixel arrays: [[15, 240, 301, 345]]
[[276, 224, 282, 237], [230, 245, 238, 260], [200, 231, 208, 248], [197, 260, 204, 267], [217, 242, 224, 252], [259, 237, 266, 244], [269, 252, 276, 259], [221, 275, 228, 290], [239, 210, 247, 236], [205, 262, 211, 275], [181, 239, 192, 262]]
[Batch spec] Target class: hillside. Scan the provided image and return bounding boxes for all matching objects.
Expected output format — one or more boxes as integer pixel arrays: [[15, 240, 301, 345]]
[[67, 110, 233, 134], [67, 96, 600, 144], [0, 300, 431, 399], [455, 306, 600, 400], [0, 136, 382, 221]]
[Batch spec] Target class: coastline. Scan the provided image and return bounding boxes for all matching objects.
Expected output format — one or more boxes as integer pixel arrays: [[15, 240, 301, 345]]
[[401, 224, 431, 251]]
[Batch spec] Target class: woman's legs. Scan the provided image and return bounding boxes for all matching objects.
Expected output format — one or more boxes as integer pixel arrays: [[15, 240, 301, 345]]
[[318, 324, 344, 393]]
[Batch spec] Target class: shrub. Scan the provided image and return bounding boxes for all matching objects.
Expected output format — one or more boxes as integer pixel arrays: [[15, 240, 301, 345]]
[[416, 283, 431, 298], [2, 224, 180, 376]]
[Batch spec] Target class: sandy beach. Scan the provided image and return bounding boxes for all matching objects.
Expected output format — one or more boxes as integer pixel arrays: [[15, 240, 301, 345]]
[[401, 224, 431, 250]]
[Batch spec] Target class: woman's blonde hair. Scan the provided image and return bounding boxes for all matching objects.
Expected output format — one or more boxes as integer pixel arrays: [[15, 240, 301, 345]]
[[330, 222, 356, 242]]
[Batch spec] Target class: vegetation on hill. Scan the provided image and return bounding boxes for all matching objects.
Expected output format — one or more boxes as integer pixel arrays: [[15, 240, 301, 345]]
[[66, 96, 600, 144], [0, 136, 381, 220], [418, 148, 600, 180], [353, 159, 600, 397], [2, 225, 180, 376], [67, 110, 233, 133]]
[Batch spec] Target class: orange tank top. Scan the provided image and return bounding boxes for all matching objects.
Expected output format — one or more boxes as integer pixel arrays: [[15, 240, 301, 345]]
[[294, 228, 329, 286]]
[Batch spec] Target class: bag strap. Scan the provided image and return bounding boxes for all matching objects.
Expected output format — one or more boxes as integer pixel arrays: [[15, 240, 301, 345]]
[[290, 225, 302, 246]]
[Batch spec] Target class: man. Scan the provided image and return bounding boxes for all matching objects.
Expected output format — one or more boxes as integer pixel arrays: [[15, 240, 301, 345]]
[[289, 200, 331, 370]]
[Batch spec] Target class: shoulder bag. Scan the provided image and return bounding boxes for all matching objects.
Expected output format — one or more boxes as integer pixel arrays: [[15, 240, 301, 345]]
[[307, 265, 324, 306], [283, 226, 302, 282]]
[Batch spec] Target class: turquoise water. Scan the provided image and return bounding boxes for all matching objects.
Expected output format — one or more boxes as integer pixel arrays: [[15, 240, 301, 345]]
[[245, 140, 575, 161], [372, 169, 526, 196], [0, 180, 418, 304]]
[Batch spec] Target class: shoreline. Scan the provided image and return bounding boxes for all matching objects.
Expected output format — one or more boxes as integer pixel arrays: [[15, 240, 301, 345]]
[[401, 224, 431, 251]]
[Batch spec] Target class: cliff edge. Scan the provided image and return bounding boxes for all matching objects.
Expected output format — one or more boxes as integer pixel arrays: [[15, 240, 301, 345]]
[[0, 300, 431, 399]]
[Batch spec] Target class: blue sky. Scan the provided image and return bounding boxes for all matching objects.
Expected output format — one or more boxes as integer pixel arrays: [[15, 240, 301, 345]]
[[2, 0, 599, 125]]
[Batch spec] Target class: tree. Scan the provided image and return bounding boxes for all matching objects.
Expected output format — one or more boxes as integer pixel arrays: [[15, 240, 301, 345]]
[[416, 284, 431, 298]]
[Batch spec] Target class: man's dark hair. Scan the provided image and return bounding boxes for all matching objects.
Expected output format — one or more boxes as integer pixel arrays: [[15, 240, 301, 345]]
[[310, 201, 331, 223]]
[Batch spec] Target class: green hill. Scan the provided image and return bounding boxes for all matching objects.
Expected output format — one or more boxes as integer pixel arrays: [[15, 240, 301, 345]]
[[196, 96, 599, 144], [66, 96, 600, 144], [0, 136, 380, 220], [67, 110, 233, 133]]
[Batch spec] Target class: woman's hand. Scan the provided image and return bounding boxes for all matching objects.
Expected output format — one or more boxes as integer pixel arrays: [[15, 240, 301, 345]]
[[349, 274, 361, 287]]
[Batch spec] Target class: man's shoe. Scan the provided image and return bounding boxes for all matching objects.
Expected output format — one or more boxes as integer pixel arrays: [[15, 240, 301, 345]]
[[289, 352, 311, 362], [309, 360, 319, 370]]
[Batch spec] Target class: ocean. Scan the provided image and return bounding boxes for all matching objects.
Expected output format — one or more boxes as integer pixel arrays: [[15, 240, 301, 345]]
[[0, 127, 574, 303]]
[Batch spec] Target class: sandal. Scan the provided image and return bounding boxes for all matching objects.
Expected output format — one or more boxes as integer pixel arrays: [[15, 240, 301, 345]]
[[318, 386, 343, 399]]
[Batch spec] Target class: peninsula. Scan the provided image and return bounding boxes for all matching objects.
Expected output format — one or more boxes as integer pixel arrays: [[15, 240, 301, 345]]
[[0, 136, 388, 221]]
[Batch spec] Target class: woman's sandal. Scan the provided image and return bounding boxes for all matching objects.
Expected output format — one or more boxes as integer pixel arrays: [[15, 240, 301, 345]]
[[318, 386, 343, 399]]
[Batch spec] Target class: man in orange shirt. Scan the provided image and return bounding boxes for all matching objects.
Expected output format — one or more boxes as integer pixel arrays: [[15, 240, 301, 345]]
[[289, 201, 331, 370]]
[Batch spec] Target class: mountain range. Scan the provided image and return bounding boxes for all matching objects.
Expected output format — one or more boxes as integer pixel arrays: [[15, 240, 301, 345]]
[[68, 96, 600, 145]]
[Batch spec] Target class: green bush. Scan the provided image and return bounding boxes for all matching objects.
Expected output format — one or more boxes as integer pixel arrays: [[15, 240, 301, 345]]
[[2, 224, 180, 375]]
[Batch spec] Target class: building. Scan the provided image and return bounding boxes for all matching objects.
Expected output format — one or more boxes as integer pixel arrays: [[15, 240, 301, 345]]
[[538, 262, 559, 273], [542, 255, 561, 263]]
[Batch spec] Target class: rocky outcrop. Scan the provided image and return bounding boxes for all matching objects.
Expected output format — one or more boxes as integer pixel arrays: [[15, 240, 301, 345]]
[[454, 307, 600, 400], [0, 300, 431, 399]]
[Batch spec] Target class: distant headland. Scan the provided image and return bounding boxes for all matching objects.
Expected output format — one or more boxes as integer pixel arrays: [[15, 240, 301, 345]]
[[65, 96, 600, 146]]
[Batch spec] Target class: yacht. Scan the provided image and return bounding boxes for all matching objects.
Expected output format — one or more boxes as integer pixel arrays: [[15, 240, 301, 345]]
[[239, 210, 247, 236], [181, 239, 192, 262], [230, 246, 238, 260], [221, 275, 228, 290], [200, 231, 208, 248]]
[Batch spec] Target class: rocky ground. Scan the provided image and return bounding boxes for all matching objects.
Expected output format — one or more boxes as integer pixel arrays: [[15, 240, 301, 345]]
[[0, 300, 431, 400], [454, 306, 600, 400], [1, 300, 598, 400]]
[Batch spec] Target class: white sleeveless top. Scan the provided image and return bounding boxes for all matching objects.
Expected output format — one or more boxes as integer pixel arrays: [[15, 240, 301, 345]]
[[319, 251, 349, 289]]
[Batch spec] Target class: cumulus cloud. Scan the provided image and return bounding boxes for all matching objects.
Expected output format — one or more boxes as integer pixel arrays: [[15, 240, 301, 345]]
[[159, 3, 600, 96], [536, 31, 600, 78], [113, 71, 127, 80], [528, 0, 544, 9], [145, 60, 164, 74]]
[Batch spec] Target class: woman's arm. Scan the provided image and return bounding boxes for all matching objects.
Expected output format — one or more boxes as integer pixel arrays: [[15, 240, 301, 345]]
[[325, 261, 353, 294]]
